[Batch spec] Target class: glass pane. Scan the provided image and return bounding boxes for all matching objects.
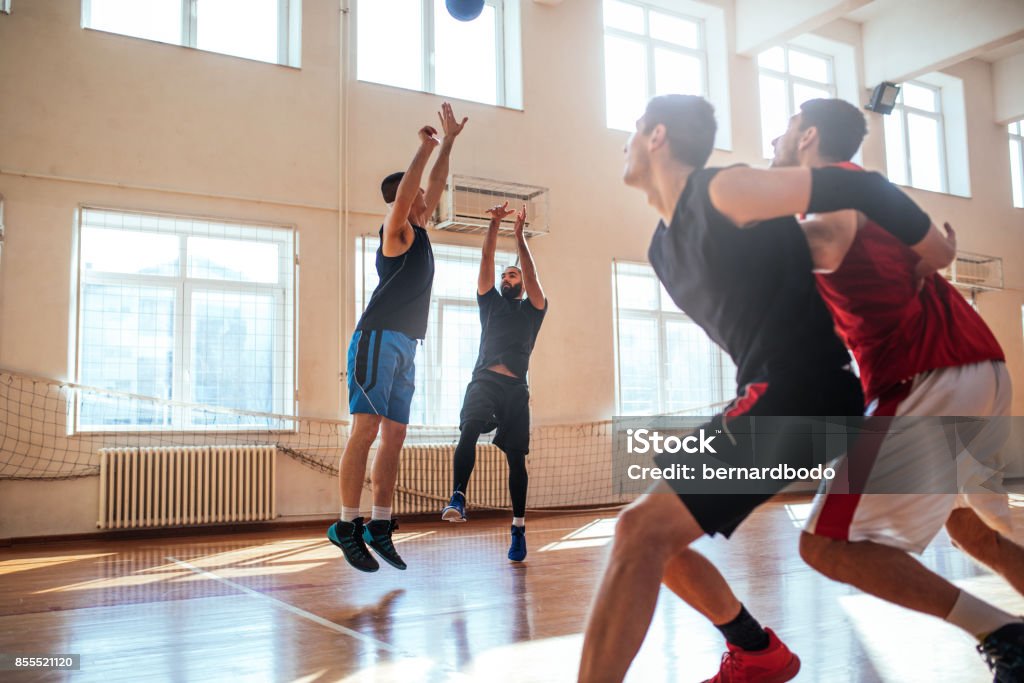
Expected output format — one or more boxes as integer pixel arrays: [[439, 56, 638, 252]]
[[82, 227, 179, 277], [196, 0, 280, 64], [757, 46, 785, 72], [759, 74, 788, 159], [190, 290, 278, 416], [665, 318, 720, 413], [906, 112, 944, 192], [653, 48, 703, 97], [79, 284, 176, 427], [188, 236, 280, 284], [87, 0, 182, 45], [434, 3, 498, 105], [787, 48, 830, 84], [901, 82, 938, 112], [1010, 139, 1023, 209], [883, 111, 908, 186], [604, 34, 648, 131], [615, 264, 659, 310], [434, 304, 480, 425], [603, 0, 644, 34], [792, 83, 831, 110], [357, 0, 423, 91], [649, 11, 699, 49], [617, 315, 659, 415]]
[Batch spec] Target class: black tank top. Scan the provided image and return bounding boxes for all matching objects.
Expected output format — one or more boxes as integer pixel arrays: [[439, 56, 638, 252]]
[[649, 167, 850, 388], [356, 224, 435, 340]]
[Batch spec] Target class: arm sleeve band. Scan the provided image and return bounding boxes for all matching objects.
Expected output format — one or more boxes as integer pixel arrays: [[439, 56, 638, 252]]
[[807, 167, 931, 245]]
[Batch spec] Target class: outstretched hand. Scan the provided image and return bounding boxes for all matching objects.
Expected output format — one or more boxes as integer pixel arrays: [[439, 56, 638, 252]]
[[514, 205, 527, 240], [438, 102, 469, 140], [942, 221, 957, 253], [486, 201, 516, 224]]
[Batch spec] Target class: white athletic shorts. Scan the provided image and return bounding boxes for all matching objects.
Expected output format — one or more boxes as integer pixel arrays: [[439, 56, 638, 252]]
[[804, 360, 1016, 553]]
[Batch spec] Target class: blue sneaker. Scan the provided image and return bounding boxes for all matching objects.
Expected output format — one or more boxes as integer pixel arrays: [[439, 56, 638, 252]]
[[508, 524, 526, 562], [441, 491, 467, 523]]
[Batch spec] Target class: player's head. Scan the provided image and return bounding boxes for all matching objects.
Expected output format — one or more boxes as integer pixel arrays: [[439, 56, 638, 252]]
[[500, 266, 523, 300], [624, 95, 716, 186], [381, 171, 427, 219], [771, 98, 866, 168]]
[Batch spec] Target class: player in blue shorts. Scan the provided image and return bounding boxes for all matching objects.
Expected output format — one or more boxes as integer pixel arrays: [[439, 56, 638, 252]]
[[328, 103, 468, 573]]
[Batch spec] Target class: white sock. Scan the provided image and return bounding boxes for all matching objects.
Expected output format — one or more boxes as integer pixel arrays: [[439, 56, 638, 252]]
[[946, 590, 1021, 639], [340, 506, 361, 522], [513, 517, 525, 527], [372, 506, 392, 521]]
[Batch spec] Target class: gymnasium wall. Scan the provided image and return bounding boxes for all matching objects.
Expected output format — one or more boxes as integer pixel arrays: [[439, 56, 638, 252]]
[[1, 0, 1022, 539]]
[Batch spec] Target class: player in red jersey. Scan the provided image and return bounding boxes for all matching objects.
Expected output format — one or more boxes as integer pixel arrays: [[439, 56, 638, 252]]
[[772, 98, 1023, 682]]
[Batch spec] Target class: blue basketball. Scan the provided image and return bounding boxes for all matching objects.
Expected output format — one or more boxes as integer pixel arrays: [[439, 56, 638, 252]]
[[446, 0, 485, 22]]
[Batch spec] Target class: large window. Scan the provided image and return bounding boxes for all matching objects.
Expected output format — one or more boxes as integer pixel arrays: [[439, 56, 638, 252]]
[[356, 0, 520, 108], [1010, 120, 1024, 209], [613, 261, 735, 416], [757, 44, 836, 159], [75, 207, 296, 430], [81, 0, 301, 66], [356, 237, 515, 426], [602, 0, 706, 132], [883, 81, 948, 193]]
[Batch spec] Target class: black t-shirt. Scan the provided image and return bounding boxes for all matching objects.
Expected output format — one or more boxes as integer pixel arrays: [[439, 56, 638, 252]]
[[648, 167, 850, 388], [356, 225, 435, 340], [473, 288, 547, 380]]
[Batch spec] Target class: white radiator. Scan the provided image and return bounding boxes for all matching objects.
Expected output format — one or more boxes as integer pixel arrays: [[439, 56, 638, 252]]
[[393, 443, 508, 515], [97, 445, 276, 529]]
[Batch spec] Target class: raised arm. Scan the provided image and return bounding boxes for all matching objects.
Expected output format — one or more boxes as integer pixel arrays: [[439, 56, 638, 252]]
[[384, 126, 438, 254], [514, 206, 546, 309], [424, 102, 469, 221], [913, 221, 957, 281], [480, 202, 514, 295], [708, 165, 941, 260]]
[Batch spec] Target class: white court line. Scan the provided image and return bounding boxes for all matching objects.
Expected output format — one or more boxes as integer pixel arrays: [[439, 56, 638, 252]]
[[166, 555, 406, 656]]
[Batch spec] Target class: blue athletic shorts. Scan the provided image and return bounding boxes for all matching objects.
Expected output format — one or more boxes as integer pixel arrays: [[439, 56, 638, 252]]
[[347, 329, 418, 424]]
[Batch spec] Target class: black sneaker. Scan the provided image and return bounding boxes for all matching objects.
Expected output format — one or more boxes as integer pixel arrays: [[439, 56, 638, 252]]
[[327, 518, 379, 573], [978, 621, 1024, 683], [363, 518, 407, 570]]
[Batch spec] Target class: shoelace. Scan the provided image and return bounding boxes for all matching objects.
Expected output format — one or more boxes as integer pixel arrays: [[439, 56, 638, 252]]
[[341, 522, 372, 559]]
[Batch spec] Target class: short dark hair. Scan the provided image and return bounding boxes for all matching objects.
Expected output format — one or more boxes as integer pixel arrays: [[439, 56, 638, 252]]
[[642, 95, 717, 169], [798, 99, 867, 162], [380, 171, 404, 203]]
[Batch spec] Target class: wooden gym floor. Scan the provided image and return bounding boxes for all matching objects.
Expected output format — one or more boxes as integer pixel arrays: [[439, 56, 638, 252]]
[[1, 494, 1022, 682]]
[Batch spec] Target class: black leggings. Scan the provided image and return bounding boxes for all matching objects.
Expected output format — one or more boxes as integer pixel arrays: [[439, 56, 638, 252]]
[[453, 421, 528, 518]]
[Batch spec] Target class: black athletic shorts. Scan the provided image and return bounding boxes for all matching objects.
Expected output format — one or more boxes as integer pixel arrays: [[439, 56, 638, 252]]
[[657, 365, 864, 538], [459, 369, 531, 454]]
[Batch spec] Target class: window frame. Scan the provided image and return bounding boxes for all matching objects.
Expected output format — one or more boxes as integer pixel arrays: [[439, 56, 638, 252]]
[[602, 0, 709, 132], [1010, 120, 1024, 209], [888, 80, 949, 194], [73, 205, 298, 434], [355, 0, 511, 108], [612, 260, 733, 416], [81, 0, 297, 67], [757, 43, 837, 159]]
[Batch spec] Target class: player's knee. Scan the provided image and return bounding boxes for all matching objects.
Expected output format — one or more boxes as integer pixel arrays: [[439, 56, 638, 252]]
[[351, 414, 382, 444], [799, 531, 839, 574], [615, 496, 685, 551], [380, 420, 408, 443]]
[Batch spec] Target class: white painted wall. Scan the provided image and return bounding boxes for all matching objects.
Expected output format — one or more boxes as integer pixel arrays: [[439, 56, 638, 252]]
[[1, 1, 1022, 539]]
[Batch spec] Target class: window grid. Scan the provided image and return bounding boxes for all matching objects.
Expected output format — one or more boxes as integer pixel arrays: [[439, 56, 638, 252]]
[[602, 0, 707, 131], [356, 236, 516, 426], [82, 0, 292, 66], [357, 0, 507, 107], [758, 44, 837, 158], [1010, 120, 1024, 209], [75, 207, 296, 432], [612, 261, 734, 416], [888, 81, 949, 193]]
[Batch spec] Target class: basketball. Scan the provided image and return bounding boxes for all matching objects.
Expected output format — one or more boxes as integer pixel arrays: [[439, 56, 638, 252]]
[[446, 0, 485, 22]]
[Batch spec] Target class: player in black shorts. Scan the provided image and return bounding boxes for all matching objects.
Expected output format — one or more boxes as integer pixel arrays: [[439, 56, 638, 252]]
[[440, 203, 547, 562], [578, 95, 945, 683]]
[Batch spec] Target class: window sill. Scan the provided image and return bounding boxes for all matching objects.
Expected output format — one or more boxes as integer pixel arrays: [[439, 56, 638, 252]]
[[893, 182, 972, 201], [82, 27, 300, 70], [354, 79, 524, 113]]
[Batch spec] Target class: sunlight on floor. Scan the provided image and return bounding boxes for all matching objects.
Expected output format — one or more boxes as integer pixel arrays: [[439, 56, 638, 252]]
[[538, 518, 617, 552], [0, 553, 114, 576], [783, 502, 813, 528]]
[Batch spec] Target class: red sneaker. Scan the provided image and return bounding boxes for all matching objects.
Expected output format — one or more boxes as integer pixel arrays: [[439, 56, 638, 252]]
[[703, 628, 801, 683]]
